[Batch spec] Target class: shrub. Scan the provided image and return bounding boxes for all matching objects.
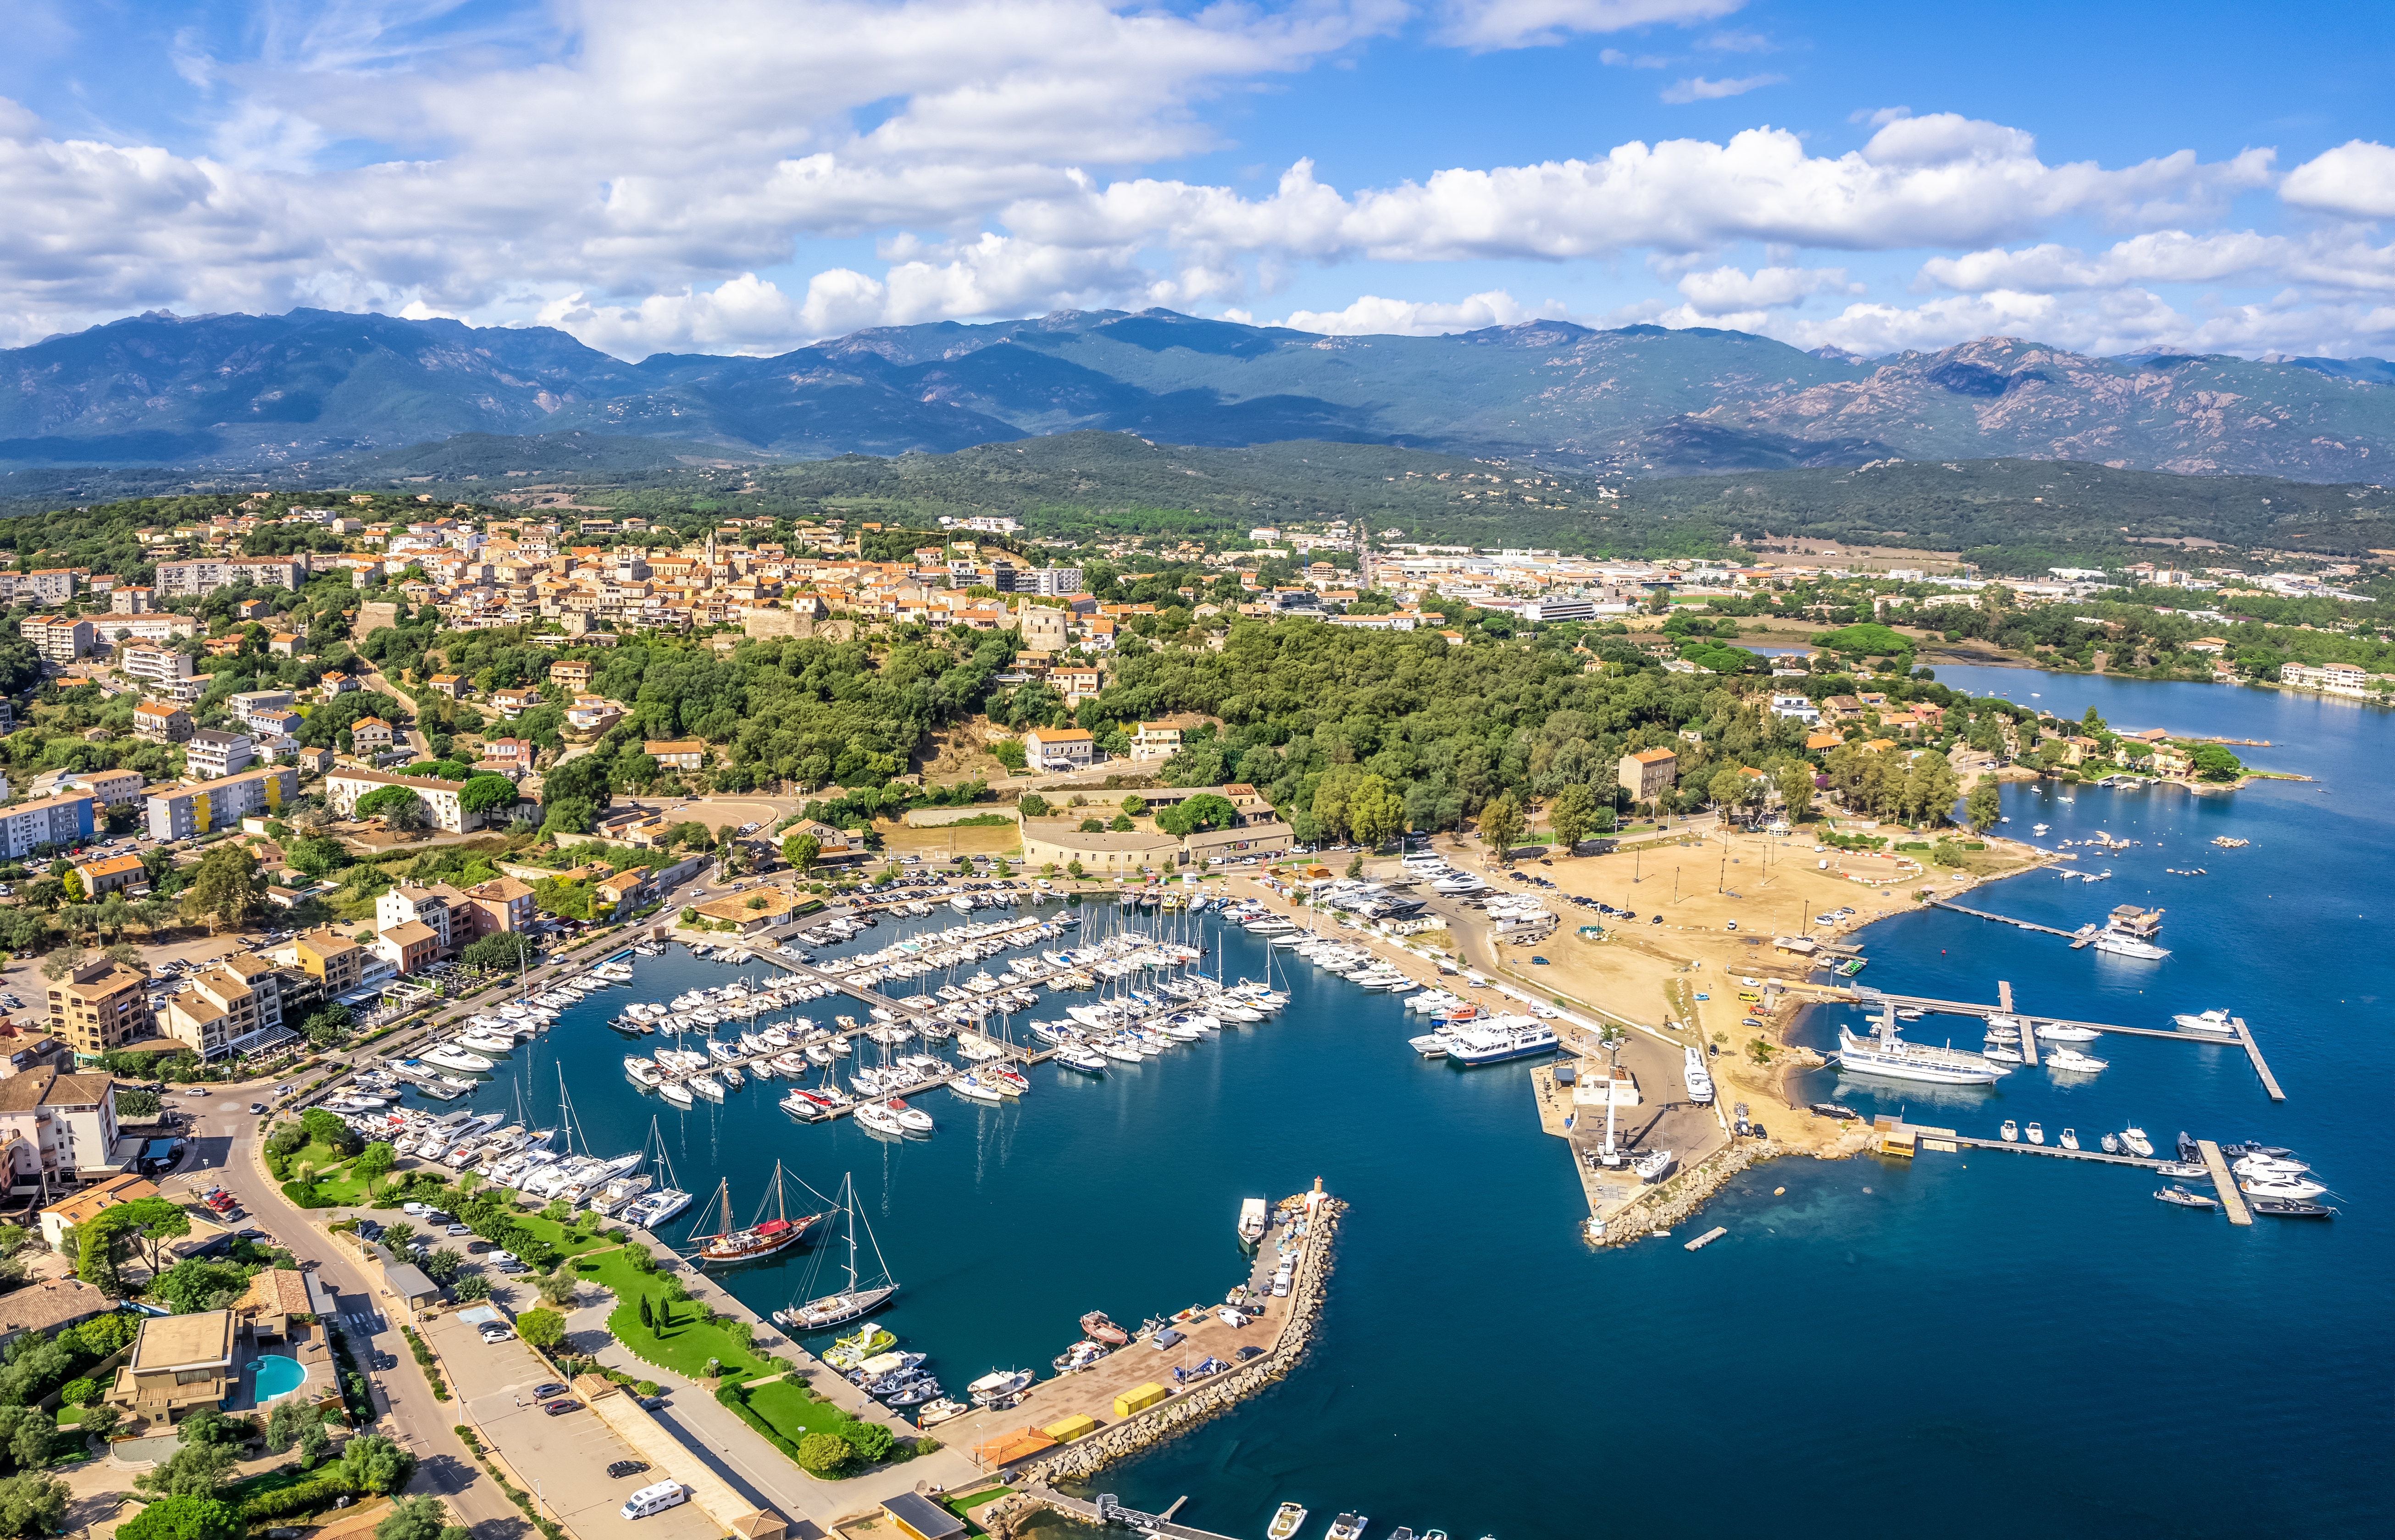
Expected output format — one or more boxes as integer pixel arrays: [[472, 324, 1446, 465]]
[[237, 1479, 359, 1522], [116, 1495, 243, 1540], [795, 1433, 853, 1475]]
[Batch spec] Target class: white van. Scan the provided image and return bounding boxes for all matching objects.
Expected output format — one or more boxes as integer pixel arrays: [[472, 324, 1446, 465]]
[[620, 1483, 687, 1520]]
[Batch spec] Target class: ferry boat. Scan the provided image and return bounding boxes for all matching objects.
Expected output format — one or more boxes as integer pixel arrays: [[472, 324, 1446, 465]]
[[1444, 1016, 1559, 1066], [693, 1164, 824, 1266], [1835, 1017, 2006, 1086]]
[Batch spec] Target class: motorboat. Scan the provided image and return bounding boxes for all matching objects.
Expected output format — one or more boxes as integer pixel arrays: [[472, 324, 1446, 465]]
[[1080, 1311, 1130, 1346], [2046, 1047, 2108, 1073], [1981, 1044, 2023, 1065], [1999, 1119, 2019, 1143], [2025, 1122, 2046, 1146], [2154, 1160, 2208, 1179], [917, 1398, 970, 1428], [2033, 1022, 2102, 1043], [2248, 1198, 2336, 1219], [2173, 1008, 2236, 1036], [1326, 1516, 1368, 1540], [2059, 1129, 2079, 1151], [1054, 1044, 1108, 1073], [421, 1044, 495, 1073], [2154, 1185, 2219, 1209], [2240, 1176, 2328, 1200], [2118, 1127, 2156, 1158], [2232, 1154, 2311, 1178], [966, 1368, 1034, 1405], [1269, 1504, 1308, 1540]]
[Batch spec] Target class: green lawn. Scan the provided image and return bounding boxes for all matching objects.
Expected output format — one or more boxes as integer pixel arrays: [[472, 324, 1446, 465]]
[[740, 1378, 849, 1445], [574, 1246, 778, 1381], [506, 1210, 619, 1259]]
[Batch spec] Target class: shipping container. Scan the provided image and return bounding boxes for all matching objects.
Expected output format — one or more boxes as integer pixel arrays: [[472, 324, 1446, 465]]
[[1113, 1381, 1170, 1417], [1042, 1413, 1099, 1442]]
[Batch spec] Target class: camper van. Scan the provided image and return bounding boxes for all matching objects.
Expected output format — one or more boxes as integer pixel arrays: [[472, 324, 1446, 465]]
[[620, 1484, 687, 1520]]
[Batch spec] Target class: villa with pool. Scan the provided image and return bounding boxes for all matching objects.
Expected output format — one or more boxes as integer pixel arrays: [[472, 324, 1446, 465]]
[[105, 1269, 341, 1433]]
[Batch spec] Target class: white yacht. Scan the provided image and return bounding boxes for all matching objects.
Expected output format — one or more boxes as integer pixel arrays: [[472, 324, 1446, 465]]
[[2046, 1047, 2108, 1073], [2172, 1008, 2236, 1035], [2093, 933, 2169, 960], [1836, 1016, 2006, 1086], [1682, 1045, 1714, 1103]]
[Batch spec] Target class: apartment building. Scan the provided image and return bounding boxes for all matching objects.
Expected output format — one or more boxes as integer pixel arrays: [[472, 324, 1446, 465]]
[[19, 616, 94, 664], [184, 730, 254, 780], [0, 1068, 122, 1198], [143, 766, 297, 842], [227, 689, 294, 729], [348, 717, 394, 755], [58, 769, 142, 809], [133, 702, 194, 744], [287, 931, 365, 997], [1022, 727, 1095, 771], [110, 587, 154, 614], [1618, 748, 1679, 802], [153, 555, 307, 595], [45, 958, 150, 1058], [376, 883, 467, 953], [460, 877, 537, 937], [0, 794, 94, 861], [120, 644, 193, 685], [369, 922, 441, 977], [324, 769, 479, 833], [645, 739, 704, 770]]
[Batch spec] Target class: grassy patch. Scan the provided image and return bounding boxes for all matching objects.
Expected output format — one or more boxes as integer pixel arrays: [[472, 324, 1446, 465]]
[[942, 1487, 1014, 1534], [576, 1246, 776, 1381], [508, 1210, 620, 1259], [741, 1377, 849, 1445]]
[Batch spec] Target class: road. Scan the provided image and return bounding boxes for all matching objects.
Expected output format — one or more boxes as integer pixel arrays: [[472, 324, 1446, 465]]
[[182, 1091, 529, 1537]]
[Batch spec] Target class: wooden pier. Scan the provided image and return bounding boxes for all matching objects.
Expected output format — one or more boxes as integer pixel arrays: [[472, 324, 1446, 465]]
[[2196, 1138, 2253, 1225], [1849, 989, 2286, 1100], [1943, 1133, 2160, 1167], [1924, 898, 2099, 947], [2233, 1017, 2285, 1102]]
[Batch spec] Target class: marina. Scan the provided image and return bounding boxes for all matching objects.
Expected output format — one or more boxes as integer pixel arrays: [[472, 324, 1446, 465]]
[[1845, 991, 2286, 1101]]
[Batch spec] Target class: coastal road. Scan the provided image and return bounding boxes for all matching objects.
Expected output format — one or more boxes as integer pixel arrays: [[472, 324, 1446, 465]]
[[187, 1095, 528, 1537]]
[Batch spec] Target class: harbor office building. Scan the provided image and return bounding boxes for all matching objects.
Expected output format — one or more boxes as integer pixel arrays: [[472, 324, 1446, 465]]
[[1020, 820, 1296, 873]]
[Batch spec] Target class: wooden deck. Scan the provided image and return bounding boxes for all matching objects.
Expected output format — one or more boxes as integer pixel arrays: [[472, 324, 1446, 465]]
[[2197, 1138, 2253, 1225]]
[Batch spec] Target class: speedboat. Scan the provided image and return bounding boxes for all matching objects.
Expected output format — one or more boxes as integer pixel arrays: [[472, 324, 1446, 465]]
[[1999, 1119, 2018, 1143], [2155, 1160, 2208, 1179], [917, 1398, 970, 1428], [2046, 1047, 2108, 1073], [1326, 1517, 1368, 1540], [2059, 1129, 2079, 1151], [2154, 1185, 2219, 1209], [1269, 1504, 1308, 1540], [2240, 1176, 2328, 1200], [2173, 1008, 2236, 1036], [2034, 1022, 2102, 1043], [2025, 1122, 2045, 1146], [966, 1368, 1034, 1405], [2118, 1127, 2155, 1158]]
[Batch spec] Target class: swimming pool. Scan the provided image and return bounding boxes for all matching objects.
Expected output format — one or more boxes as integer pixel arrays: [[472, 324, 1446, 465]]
[[249, 1355, 308, 1401]]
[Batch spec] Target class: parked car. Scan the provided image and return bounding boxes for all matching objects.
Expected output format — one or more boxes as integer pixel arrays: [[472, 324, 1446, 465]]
[[445, 1223, 472, 1236], [532, 1382, 568, 1400], [543, 1398, 580, 1416], [478, 1324, 515, 1343], [607, 1460, 651, 1479], [402, 1202, 435, 1216], [248, 1102, 266, 1114]]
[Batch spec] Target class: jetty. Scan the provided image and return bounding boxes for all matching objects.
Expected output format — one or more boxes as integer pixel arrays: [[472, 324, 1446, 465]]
[[2196, 1138, 2254, 1225], [1848, 988, 2287, 1101], [1924, 898, 2099, 946]]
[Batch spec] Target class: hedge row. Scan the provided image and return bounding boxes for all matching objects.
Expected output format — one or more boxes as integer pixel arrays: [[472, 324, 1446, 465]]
[[239, 1479, 359, 1521]]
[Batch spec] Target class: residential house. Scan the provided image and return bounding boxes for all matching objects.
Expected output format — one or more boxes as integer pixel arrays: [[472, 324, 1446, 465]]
[[72, 853, 146, 899], [565, 693, 619, 732], [460, 877, 537, 938], [1618, 748, 1679, 802], [268, 633, 300, 657], [426, 674, 463, 698], [549, 659, 592, 690], [477, 738, 536, 775], [348, 717, 395, 756], [133, 701, 194, 744], [0, 1279, 110, 1350], [370, 922, 442, 977], [1768, 693, 1821, 725], [1129, 722, 1183, 761], [184, 730, 255, 780], [1820, 695, 1864, 723], [37, 1174, 162, 1252], [645, 740, 705, 771], [1022, 727, 1095, 772], [227, 689, 295, 729], [593, 870, 655, 920], [105, 1310, 235, 1429], [319, 672, 358, 700]]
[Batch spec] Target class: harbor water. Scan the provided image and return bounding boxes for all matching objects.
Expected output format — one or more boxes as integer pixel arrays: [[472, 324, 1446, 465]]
[[444, 667, 2390, 1538]]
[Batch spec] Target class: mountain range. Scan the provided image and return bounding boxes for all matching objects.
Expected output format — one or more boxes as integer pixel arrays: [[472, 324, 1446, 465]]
[[4, 306, 2390, 482]]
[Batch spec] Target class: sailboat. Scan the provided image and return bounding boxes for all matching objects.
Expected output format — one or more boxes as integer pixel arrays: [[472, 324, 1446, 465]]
[[693, 1162, 827, 1266], [771, 1173, 899, 1329]]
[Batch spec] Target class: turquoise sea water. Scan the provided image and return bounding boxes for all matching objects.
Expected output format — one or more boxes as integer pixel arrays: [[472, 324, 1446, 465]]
[[445, 670, 2392, 1538]]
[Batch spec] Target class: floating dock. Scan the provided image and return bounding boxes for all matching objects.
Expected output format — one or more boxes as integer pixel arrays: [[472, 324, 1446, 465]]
[[1848, 989, 2285, 1100], [2196, 1138, 2254, 1225], [1684, 1226, 1728, 1251]]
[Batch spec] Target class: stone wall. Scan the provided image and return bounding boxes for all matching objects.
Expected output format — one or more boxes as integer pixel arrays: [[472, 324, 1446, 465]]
[[1007, 1198, 1347, 1488]]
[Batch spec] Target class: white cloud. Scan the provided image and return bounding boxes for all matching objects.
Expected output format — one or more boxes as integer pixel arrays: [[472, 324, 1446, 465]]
[[1599, 48, 1671, 67], [1660, 73, 1784, 103], [1920, 230, 2395, 295], [2281, 140, 2395, 220], [1675, 263, 1861, 312], [1436, 0, 1745, 51], [1263, 289, 1568, 334]]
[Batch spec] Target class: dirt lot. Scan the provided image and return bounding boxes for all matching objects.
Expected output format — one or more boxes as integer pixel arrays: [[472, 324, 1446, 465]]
[[872, 821, 1024, 859], [1410, 821, 2046, 1150]]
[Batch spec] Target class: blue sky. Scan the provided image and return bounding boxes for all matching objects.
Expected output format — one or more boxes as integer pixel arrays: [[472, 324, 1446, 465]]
[[2, 0, 2390, 359]]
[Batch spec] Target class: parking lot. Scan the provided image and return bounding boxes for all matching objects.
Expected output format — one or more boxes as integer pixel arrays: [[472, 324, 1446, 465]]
[[424, 1308, 723, 1540]]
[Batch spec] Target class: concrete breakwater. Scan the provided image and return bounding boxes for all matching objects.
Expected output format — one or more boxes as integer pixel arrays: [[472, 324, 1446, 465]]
[[1592, 1139, 1781, 1246], [1008, 1197, 1347, 1490]]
